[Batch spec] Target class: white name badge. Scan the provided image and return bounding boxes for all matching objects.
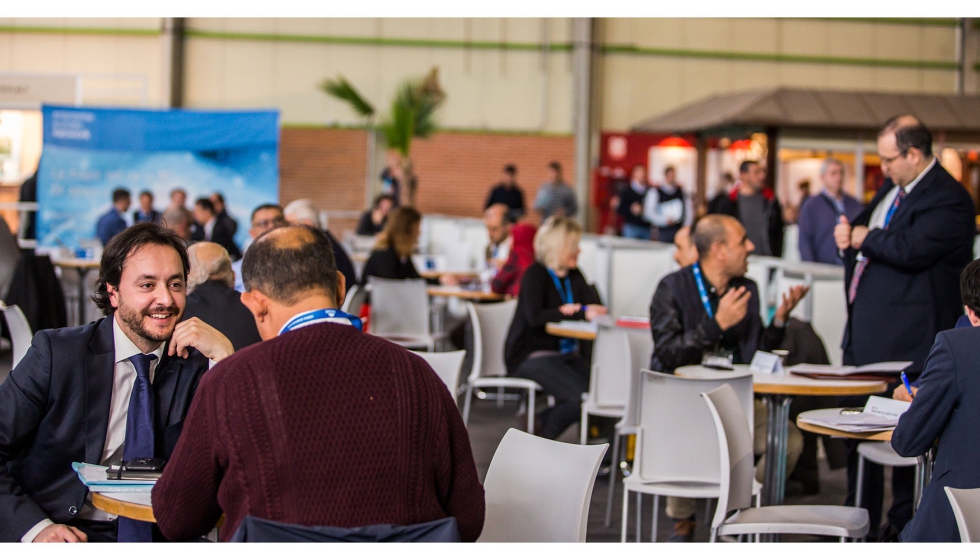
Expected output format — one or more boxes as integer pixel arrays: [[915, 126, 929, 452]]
[[863, 395, 911, 420], [750, 350, 784, 375]]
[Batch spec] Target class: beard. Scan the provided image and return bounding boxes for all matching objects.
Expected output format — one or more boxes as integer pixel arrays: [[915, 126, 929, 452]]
[[116, 300, 181, 347]]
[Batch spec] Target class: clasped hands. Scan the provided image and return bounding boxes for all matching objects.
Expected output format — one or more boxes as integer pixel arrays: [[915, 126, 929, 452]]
[[834, 216, 869, 251], [559, 303, 608, 321]]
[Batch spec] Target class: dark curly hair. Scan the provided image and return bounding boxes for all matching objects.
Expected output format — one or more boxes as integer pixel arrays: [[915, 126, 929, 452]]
[[92, 222, 190, 315]]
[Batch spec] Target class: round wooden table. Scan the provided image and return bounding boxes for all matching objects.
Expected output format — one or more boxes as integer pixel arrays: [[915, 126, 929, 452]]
[[91, 492, 155, 522], [545, 322, 598, 341], [418, 270, 480, 281], [676, 365, 888, 507], [426, 286, 505, 302]]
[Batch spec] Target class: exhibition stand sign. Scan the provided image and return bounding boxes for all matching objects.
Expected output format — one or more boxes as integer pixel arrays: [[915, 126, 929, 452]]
[[36, 105, 279, 252]]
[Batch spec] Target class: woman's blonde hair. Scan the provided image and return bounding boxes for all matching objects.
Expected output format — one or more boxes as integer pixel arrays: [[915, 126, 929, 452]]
[[375, 206, 422, 258], [534, 216, 582, 270]]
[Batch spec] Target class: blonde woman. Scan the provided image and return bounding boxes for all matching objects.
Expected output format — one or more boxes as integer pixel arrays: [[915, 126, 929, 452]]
[[503, 216, 607, 439]]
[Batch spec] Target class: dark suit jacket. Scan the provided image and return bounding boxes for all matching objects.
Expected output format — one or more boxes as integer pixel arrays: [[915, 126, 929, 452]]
[[193, 220, 242, 261], [96, 210, 127, 247], [0, 315, 209, 541], [841, 163, 976, 375], [893, 328, 980, 542], [326, 230, 357, 288], [183, 280, 261, 351], [133, 209, 162, 224]]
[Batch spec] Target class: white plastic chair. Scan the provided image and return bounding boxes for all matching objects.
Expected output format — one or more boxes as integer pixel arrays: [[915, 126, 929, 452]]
[[367, 277, 443, 350], [1, 302, 32, 368], [620, 369, 756, 542], [856, 441, 919, 509], [702, 384, 870, 542], [945, 486, 980, 542], [479, 428, 608, 542], [340, 284, 366, 317], [412, 350, 466, 402], [579, 325, 631, 445], [461, 300, 543, 433]]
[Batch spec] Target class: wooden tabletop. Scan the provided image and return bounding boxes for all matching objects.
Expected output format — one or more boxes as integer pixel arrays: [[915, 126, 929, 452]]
[[426, 286, 506, 301], [675, 365, 889, 397], [91, 491, 156, 522], [418, 270, 480, 280], [796, 408, 893, 441], [51, 258, 101, 269], [545, 322, 598, 340]]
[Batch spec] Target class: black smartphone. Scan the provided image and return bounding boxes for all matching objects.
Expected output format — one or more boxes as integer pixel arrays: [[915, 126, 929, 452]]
[[123, 457, 166, 472]]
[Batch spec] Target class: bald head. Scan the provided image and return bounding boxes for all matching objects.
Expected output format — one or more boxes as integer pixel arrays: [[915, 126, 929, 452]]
[[186, 242, 234, 292], [692, 215, 735, 258], [485, 203, 513, 245], [242, 225, 339, 305], [694, 214, 753, 279]]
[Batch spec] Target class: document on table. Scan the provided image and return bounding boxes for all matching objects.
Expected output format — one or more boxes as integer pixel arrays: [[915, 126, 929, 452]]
[[72, 462, 155, 493], [790, 361, 913, 377], [802, 397, 911, 433]]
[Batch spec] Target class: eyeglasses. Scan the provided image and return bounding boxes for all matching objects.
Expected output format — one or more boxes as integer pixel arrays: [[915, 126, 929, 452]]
[[252, 217, 286, 229], [879, 149, 908, 166]]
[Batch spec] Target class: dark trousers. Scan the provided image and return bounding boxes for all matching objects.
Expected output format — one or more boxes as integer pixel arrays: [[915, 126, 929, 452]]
[[512, 354, 590, 440]]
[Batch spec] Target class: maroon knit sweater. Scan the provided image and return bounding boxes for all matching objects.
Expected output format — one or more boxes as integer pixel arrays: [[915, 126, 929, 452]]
[[151, 322, 485, 541]]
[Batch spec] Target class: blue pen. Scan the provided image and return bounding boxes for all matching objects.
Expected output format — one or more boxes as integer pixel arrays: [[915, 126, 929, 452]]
[[900, 372, 914, 399]]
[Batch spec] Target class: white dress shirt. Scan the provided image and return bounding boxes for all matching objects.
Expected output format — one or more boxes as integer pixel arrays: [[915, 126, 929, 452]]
[[21, 318, 164, 542], [203, 217, 217, 241]]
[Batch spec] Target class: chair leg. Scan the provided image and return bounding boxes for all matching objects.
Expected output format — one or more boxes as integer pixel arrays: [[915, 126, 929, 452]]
[[651, 494, 660, 542], [855, 455, 865, 509], [709, 527, 718, 543], [604, 430, 621, 527], [462, 386, 474, 426], [496, 386, 505, 408], [636, 493, 642, 542], [579, 408, 588, 445], [621, 488, 630, 543], [526, 388, 536, 433]]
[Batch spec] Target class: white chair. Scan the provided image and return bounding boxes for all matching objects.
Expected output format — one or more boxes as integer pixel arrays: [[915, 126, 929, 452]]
[[1, 302, 32, 368], [701, 384, 869, 542], [367, 277, 443, 351], [620, 369, 756, 542], [412, 350, 466, 401], [855, 441, 919, 509], [479, 428, 608, 542], [340, 284, 366, 317], [461, 300, 543, 433], [945, 486, 980, 542]]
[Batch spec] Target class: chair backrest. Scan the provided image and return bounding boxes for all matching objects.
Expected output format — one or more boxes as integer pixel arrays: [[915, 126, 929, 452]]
[[340, 284, 366, 316], [367, 277, 430, 337], [412, 350, 466, 400], [1, 303, 33, 368], [586, 326, 632, 408], [702, 384, 758, 529], [465, 300, 518, 381], [480, 428, 608, 542], [230, 515, 460, 542], [617, 329, 654, 428], [632, 370, 753, 486], [945, 486, 980, 543]]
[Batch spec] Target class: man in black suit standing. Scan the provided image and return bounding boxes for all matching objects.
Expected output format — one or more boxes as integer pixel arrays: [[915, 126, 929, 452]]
[[892, 258, 980, 541], [133, 191, 162, 224], [183, 242, 261, 351], [834, 115, 976, 539], [192, 198, 241, 261], [0, 223, 234, 542]]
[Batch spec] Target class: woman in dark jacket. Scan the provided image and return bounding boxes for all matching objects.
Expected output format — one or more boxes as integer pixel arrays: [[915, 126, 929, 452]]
[[503, 216, 607, 439]]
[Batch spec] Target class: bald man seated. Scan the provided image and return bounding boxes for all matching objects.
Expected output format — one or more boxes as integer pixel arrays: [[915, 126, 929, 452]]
[[182, 242, 261, 351], [152, 225, 485, 541]]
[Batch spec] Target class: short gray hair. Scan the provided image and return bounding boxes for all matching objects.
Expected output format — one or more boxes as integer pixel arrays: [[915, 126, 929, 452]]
[[534, 216, 582, 270], [186, 242, 234, 292], [283, 199, 322, 229], [820, 158, 844, 176]]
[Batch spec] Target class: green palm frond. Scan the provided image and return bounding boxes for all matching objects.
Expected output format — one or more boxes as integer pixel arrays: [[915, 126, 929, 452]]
[[319, 76, 375, 119]]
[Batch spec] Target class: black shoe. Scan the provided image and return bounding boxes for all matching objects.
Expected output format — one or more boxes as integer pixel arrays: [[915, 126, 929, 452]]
[[667, 517, 696, 542], [877, 523, 902, 542]]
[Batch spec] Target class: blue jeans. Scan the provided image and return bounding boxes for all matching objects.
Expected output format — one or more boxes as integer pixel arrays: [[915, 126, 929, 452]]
[[621, 223, 651, 240]]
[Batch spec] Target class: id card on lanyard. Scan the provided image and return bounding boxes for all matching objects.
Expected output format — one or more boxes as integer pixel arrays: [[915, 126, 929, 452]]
[[691, 262, 714, 319], [279, 308, 364, 336], [547, 268, 579, 355]]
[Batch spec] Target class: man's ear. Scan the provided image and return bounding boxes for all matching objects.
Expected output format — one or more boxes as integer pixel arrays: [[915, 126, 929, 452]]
[[335, 271, 347, 308], [966, 305, 980, 327], [107, 284, 120, 309], [240, 290, 269, 322]]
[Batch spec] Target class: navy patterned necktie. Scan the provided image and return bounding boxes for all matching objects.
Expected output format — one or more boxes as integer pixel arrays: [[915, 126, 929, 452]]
[[117, 353, 157, 543]]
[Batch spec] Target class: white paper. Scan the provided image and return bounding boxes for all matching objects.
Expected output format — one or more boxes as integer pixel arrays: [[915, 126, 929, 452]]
[[750, 351, 784, 375], [863, 395, 911, 420], [790, 361, 913, 376]]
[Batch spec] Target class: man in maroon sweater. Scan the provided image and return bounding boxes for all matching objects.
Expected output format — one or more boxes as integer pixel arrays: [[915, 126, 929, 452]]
[[152, 226, 485, 541]]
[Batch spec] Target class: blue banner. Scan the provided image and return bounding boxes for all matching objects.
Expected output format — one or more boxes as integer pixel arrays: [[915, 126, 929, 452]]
[[37, 105, 279, 252]]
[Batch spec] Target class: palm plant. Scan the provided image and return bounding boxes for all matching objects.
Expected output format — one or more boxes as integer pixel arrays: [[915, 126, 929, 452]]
[[320, 67, 445, 207]]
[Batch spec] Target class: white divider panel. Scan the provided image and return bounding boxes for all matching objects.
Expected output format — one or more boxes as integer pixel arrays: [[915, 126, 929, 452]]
[[782, 225, 801, 263], [598, 236, 677, 319], [775, 261, 845, 366], [577, 233, 600, 288]]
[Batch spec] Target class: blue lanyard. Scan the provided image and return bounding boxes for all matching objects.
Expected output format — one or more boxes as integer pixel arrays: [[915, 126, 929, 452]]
[[279, 308, 363, 335], [691, 262, 714, 319], [883, 188, 906, 229], [547, 269, 574, 304]]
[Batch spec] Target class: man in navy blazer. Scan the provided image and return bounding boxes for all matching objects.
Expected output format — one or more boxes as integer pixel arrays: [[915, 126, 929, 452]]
[[892, 259, 980, 541], [0, 223, 234, 542], [96, 188, 131, 247], [835, 115, 976, 538]]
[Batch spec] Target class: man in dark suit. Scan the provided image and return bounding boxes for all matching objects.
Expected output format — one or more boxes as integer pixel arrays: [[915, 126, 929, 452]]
[[191, 198, 241, 261], [892, 259, 980, 541], [0, 223, 234, 542], [96, 188, 131, 247], [834, 115, 976, 539], [133, 191, 162, 224], [183, 242, 261, 351], [209, 192, 238, 237]]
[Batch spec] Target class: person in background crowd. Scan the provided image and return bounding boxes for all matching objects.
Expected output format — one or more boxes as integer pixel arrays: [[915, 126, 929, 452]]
[[96, 188, 131, 247], [484, 203, 513, 272], [355, 194, 395, 237], [209, 192, 238, 237], [484, 164, 526, 221], [18, 170, 37, 240], [162, 206, 195, 246], [0, 223, 231, 542], [644, 166, 692, 243], [504, 217, 607, 440], [705, 172, 736, 218], [359, 206, 455, 287], [283, 199, 357, 288], [672, 224, 698, 269], [232, 204, 286, 292], [168, 188, 187, 211], [616, 164, 651, 240], [648, 214, 807, 541], [533, 161, 577, 221], [834, 114, 976, 541], [708, 160, 784, 257], [890, 258, 980, 542], [798, 158, 863, 265], [380, 153, 413, 207], [133, 190, 161, 225], [152, 225, 485, 542], [191, 198, 241, 261], [183, 242, 261, 351], [490, 223, 537, 298]]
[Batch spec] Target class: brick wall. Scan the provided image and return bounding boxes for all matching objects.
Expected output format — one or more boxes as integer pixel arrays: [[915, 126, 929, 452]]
[[279, 127, 576, 235]]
